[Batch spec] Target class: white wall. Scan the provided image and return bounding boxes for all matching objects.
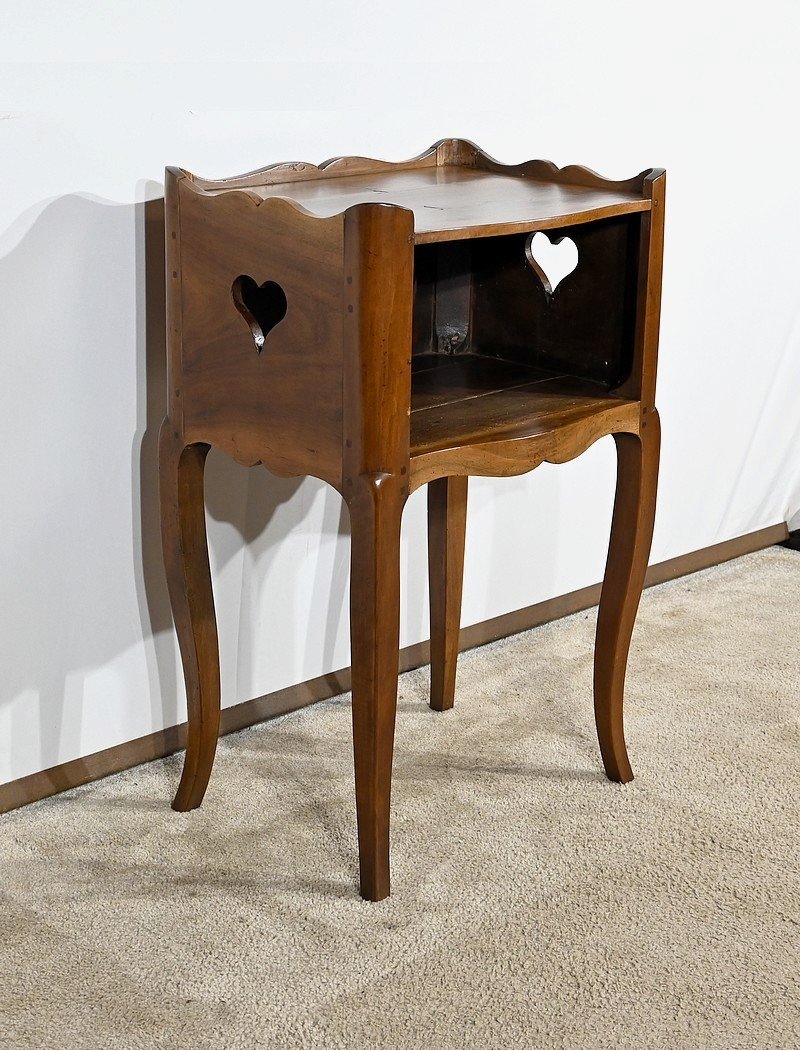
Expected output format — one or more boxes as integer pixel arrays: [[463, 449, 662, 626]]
[[2, 2, 800, 786]]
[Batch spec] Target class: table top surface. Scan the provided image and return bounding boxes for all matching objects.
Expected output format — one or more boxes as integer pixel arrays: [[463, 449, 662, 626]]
[[205, 165, 651, 244]]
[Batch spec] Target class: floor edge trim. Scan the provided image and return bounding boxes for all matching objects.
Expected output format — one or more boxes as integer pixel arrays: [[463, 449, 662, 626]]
[[0, 521, 787, 814]]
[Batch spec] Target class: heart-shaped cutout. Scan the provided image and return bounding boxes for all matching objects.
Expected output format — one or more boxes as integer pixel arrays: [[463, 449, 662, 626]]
[[525, 232, 579, 299], [232, 275, 288, 353]]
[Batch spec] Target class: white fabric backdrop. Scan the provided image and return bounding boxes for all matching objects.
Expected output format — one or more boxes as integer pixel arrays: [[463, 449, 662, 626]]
[[2, 1, 800, 786]]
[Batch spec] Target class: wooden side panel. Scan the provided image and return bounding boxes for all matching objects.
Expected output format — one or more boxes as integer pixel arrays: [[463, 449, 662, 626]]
[[412, 242, 473, 358], [412, 244, 436, 356], [614, 169, 666, 405], [171, 182, 346, 486], [165, 167, 186, 429], [470, 215, 640, 388]]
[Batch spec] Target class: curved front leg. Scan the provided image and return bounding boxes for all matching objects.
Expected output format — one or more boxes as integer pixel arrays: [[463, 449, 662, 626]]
[[594, 410, 661, 783], [158, 422, 221, 811], [347, 474, 406, 901]]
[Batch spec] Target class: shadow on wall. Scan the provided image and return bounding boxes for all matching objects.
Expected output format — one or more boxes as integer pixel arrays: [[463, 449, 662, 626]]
[[0, 189, 348, 785]]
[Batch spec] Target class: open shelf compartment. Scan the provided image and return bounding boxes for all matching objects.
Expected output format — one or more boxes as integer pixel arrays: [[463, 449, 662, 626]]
[[409, 212, 641, 456], [410, 352, 633, 456]]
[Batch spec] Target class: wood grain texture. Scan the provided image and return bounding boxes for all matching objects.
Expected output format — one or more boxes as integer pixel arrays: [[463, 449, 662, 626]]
[[428, 476, 469, 712], [342, 203, 414, 484], [613, 169, 665, 405], [409, 370, 641, 491], [470, 219, 640, 387], [158, 426, 220, 811], [346, 475, 406, 901], [159, 144, 666, 900], [341, 203, 414, 900], [221, 169, 649, 245], [173, 176, 345, 486], [594, 412, 661, 781], [185, 138, 651, 193], [182, 139, 654, 246]]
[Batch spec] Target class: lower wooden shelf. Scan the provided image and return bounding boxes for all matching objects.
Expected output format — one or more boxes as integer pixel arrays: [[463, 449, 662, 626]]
[[410, 352, 636, 465]]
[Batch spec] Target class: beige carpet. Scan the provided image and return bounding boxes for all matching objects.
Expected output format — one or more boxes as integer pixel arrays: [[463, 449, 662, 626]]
[[2, 548, 799, 1049]]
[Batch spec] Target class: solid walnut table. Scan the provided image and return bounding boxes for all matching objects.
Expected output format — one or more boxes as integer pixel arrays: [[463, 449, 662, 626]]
[[159, 140, 665, 901]]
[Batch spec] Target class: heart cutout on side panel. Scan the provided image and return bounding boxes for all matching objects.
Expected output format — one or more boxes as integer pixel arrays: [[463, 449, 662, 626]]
[[525, 232, 579, 299], [232, 275, 288, 353]]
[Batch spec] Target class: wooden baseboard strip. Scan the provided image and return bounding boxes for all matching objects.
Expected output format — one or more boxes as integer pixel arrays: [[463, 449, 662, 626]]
[[0, 521, 787, 815]]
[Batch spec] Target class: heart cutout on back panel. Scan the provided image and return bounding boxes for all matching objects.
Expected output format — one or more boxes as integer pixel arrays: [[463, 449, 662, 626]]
[[232, 275, 288, 353], [525, 232, 579, 299]]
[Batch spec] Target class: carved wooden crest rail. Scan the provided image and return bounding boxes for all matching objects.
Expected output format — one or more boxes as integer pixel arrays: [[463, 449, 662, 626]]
[[160, 139, 665, 901]]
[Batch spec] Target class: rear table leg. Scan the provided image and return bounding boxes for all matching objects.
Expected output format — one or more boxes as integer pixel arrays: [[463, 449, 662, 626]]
[[427, 475, 468, 712]]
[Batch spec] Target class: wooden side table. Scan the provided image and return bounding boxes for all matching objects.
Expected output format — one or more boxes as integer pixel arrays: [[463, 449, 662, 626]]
[[160, 140, 665, 901]]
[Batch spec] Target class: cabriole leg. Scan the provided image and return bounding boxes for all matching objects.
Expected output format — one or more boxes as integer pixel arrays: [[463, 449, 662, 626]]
[[158, 422, 221, 812], [594, 411, 661, 782]]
